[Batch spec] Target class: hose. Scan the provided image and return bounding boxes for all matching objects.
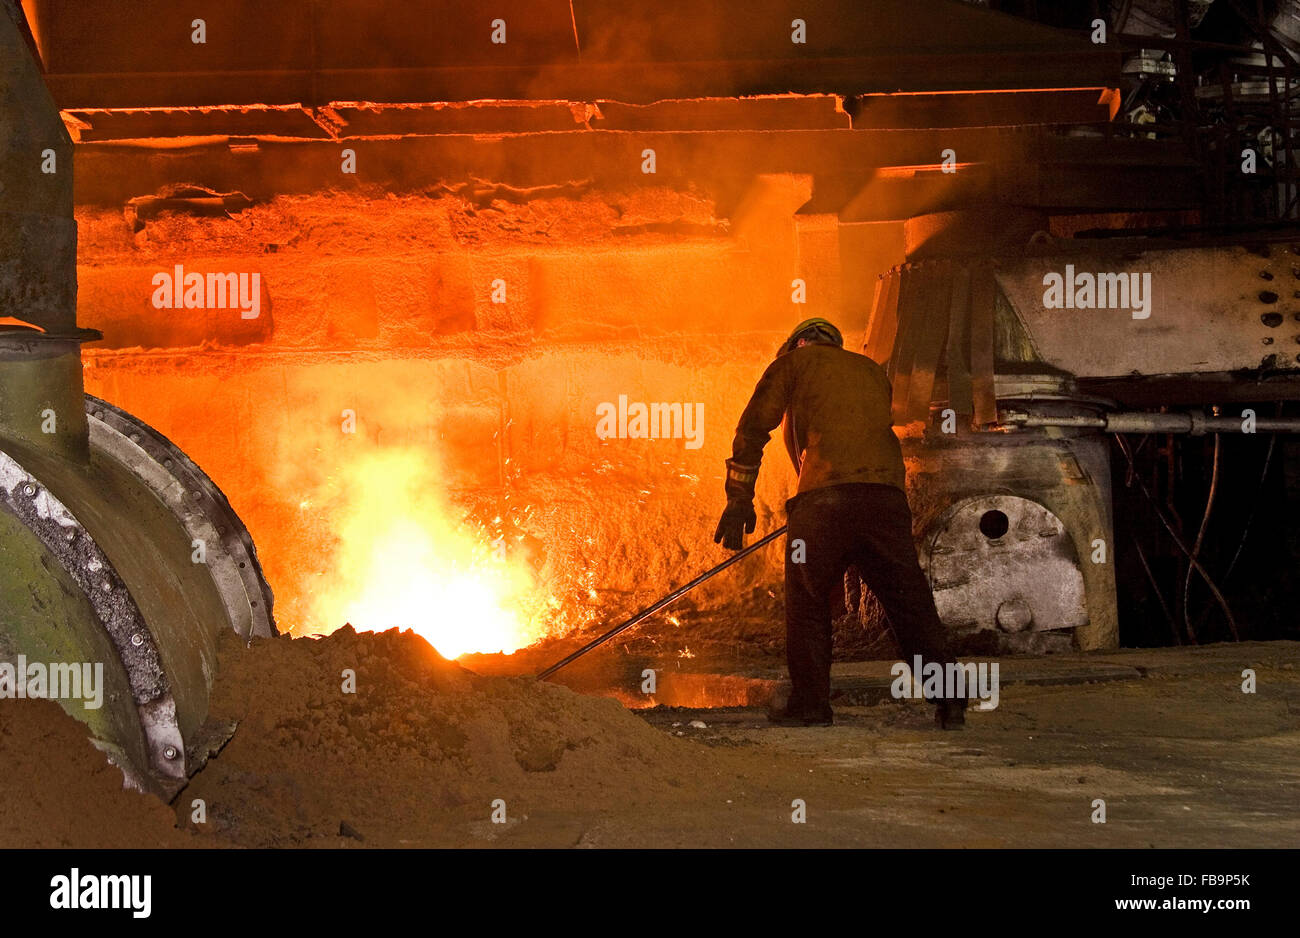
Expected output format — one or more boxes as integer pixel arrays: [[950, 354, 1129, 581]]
[[1181, 432, 1221, 644], [1114, 434, 1240, 641], [1131, 533, 1182, 645], [1188, 410, 1281, 637], [1222, 432, 1279, 583]]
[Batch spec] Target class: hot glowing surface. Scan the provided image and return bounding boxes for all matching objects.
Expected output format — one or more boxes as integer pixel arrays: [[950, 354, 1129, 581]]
[[306, 448, 546, 658]]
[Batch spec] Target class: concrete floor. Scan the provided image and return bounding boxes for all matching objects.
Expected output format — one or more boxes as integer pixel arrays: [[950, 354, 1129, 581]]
[[516, 641, 1300, 848]]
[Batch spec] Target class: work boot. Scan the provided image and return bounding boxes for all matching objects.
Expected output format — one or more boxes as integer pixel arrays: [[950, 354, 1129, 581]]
[[767, 703, 834, 727], [934, 697, 967, 730]]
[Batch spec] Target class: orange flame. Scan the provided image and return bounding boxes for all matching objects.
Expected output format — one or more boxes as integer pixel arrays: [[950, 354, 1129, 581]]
[[304, 448, 547, 658]]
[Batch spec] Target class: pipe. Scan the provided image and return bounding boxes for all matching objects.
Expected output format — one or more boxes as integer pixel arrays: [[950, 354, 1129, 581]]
[[0, 0, 99, 463], [1002, 410, 1300, 434]]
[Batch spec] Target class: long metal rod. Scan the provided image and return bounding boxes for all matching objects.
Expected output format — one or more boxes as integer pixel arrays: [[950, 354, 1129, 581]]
[[536, 525, 788, 680]]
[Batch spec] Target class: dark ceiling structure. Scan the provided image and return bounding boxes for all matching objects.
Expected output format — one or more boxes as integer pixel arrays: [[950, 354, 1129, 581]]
[[25, 0, 1120, 107], [17, 1, 1300, 227]]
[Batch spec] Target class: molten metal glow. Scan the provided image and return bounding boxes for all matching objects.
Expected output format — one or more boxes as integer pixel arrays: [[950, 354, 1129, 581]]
[[306, 448, 547, 658]]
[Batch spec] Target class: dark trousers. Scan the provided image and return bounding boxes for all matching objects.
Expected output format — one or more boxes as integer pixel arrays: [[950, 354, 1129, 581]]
[[784, 482, 951, 712]]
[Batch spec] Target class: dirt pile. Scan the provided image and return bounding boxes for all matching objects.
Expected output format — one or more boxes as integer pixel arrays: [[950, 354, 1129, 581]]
[[0, 698, 185, 848], [0, 626, 726, 848], [182, 626, 707, 846]]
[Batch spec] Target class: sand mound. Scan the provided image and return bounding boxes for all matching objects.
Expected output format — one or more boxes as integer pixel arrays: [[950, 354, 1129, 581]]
[[0, 698, 185, 848], [0, 627, 711, 848], [183, 626, 701, 846]]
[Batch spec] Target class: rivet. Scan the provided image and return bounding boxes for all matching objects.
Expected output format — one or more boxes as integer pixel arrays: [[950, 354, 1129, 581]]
[[21, 482, 36, 497], [163, 746, 178, 760], [130, 633, 143, 646]]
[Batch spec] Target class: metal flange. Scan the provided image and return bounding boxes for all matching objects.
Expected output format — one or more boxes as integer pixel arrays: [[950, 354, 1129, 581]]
[[0, 447, 187, 787], [85, 395, 276, 640]]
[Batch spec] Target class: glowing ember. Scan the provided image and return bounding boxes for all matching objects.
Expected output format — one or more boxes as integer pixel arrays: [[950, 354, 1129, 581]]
[[306, 448, 547, 658]]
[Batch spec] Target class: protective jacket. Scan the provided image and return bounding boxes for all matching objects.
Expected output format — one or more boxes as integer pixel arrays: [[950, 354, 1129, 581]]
[[729, 343, 905, 494]]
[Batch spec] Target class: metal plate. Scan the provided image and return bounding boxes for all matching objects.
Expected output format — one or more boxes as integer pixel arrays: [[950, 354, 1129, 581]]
[[995, 243, 1300, 379], [926, 494, 1087, 634]]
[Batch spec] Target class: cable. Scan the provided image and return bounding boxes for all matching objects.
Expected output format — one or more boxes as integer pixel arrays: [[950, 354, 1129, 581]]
[[1131, 533, 1182, 645], [1223, 429, 1279, 583], [1182, 432, 1221, 643], [1188, 406, 1282, 637], [1114, 0, 1134, 35], [1114, 433, 1240, 641]]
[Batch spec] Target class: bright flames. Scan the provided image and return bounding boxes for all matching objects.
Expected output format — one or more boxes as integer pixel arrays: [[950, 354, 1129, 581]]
[[306, 448, 548, 658]]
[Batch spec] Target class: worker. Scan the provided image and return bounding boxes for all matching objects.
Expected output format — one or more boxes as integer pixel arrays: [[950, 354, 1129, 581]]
[[714, 317, 967, 729]]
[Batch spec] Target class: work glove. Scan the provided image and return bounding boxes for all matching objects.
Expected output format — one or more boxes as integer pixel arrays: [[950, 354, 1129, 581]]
[[714, 459, 759, 550], [714, 499, 756, 551]]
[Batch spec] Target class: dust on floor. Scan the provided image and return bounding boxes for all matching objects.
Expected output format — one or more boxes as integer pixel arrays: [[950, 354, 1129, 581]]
[[2, 628, 1297, 848]]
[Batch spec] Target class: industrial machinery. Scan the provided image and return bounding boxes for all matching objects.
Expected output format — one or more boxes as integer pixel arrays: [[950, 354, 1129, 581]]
[[7, 0, 1300, 778], [0, 5, 274, 796], [872, 227, 1300, 652]]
